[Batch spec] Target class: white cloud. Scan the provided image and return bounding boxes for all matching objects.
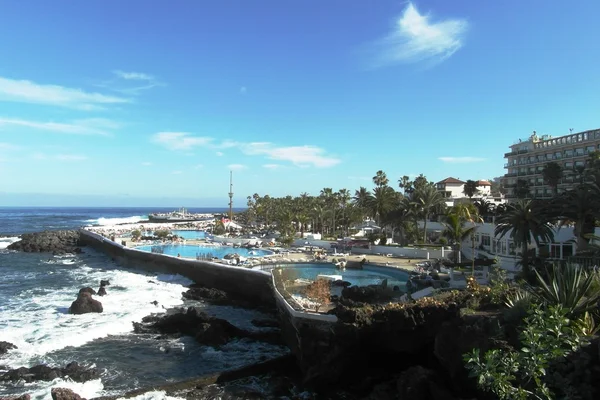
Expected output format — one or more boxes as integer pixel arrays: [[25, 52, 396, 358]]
[[0, 76, 129, 109], [438, 156, 485, 163], [243, 142, 340, 168], [228, 164, 247, 171], [373, 2, 468, 67], [141, 161, 153, 166], [172, 170, 183, 175], [0, 117, 117, 136], [113, 70, 155, 81], [151, 132, 213, 150], [56, 154, 87, 161], [263, 164, 282, 169], [0, 142, 19, 150], [215, 151, 224, 156], [32, 152, 87, 161]]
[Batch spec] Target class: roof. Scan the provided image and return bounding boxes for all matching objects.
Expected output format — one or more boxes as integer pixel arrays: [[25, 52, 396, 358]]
[[477, 180, 492, 186], [436, 177, 466, 185]]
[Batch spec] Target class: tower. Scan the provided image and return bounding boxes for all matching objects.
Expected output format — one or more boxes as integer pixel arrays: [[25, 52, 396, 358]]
[[228, 170, 233, 221]]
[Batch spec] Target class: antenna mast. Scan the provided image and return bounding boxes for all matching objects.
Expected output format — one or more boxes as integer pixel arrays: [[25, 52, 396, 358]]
[[228, 170, 233, 221]]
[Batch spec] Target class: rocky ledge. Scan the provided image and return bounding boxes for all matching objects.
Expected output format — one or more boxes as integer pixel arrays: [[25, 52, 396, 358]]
[[133, 306, 282, 347], [7, 230, 84, 254], [0, 362, 100, 383]]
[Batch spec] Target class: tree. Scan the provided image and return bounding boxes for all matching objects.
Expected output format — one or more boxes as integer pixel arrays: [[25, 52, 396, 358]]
[[442, 212, 476, 263], [131, 229, 141, 241], [398, 175, 413, 195], [371, 185, 397, 227], [463, 180, 480, 199], [372, 170, 389, 188], [514, 179, 531, 199], [304, 279, 331, 312], [490, 177, 506, 197], [413, 184, 446, 243], [213, 220, 226, 235], [494, 200, 554, 281], [542, 162, 563, 196]]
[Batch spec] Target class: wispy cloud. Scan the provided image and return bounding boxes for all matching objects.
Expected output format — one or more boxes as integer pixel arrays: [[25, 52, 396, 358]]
[[151, 132, 212, 150], [0, 142, 19, 150], [141, 161, 153, 166], [371, 2, 468, 67], [228, 164, 247, 171], [32, 152, 88, 161], [215, 151, 224, 156], [243, 142, 340, 168], [263, 164, 282, 170], [0, 117, 118, 136], [0, 76, 129, 110], [438, 156, 485, 163], [194, 164, 204, 169], [172, 170, 183, 175], [113, 70, 155, 81]]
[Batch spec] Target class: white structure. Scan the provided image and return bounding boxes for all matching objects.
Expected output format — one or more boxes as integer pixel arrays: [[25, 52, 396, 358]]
[[435, 177, 505, 207]]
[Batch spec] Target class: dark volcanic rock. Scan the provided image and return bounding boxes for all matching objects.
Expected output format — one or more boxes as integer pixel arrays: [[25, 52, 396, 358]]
[[69, 292, 103, 314], [7, 230, 83, 254], [97, 286, 107, 296], [100, 280, 110, 287], [251, 318, 280, 328], [0, 341, 17, 356], [0, 395, 31, 400], [134, 307, 282, 346], [182, 286, 228, 302], [51, 388, 85, 400], [341, 285, 392, 303], [1, 362, 99, 383], [78, 287, 96, 296], [396, 366, 456, 400]]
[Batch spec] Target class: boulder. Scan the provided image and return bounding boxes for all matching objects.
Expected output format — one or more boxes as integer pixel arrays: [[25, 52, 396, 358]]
[[251, 318, 280, 328], [0, 395, 31, 400], [341, 285, 391, 303], [396, 366, 456, 400], [7, 230, 83, 254], [69, 292, 103, 314], [0, 341, 17, 356], [100, 280, 110, 287], [51, 388, 85, 400], [97, 286, 107, 296], [0, 363, 99, 383], [78, 287, 96, 296]]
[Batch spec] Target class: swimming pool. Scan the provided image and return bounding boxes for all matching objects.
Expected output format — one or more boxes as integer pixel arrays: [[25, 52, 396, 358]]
[[135, 244, 273, 259], [172, 230, 208, 240], [276, 263, 409, 288]]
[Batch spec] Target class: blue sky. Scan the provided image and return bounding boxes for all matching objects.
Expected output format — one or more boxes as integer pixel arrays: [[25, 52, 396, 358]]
[[1, 1, 599, 207]]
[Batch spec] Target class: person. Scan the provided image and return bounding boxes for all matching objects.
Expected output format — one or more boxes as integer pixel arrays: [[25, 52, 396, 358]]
[[177, 253, 181, 257]]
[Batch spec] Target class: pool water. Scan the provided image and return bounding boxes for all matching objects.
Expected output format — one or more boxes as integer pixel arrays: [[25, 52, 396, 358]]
[[135, 244, 273, 259], [277, 263, 409, 288], [172, 230, 207, 240]]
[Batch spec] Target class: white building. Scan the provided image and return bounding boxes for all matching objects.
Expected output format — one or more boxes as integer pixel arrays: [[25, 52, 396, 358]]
[[435, 177, 504, 207]]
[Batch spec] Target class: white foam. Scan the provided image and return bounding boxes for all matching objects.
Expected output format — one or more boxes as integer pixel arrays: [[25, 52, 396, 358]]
[[1, 261, 193, 368], [0, 236, 20, 249], [88, 216, 146, 226], [116, 390, 186, 400], [27, 377, 104, 400]]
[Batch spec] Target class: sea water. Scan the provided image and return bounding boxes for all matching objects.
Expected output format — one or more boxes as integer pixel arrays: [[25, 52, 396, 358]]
[[0, 207, 287, 400]]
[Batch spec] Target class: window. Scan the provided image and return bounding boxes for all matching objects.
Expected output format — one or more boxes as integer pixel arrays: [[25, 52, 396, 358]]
[[575, 148, 584, 156], [575, 161, 584, 167], [481, 234, 490, 247], [586, 146, 595, 154], [564, 162, 573, 168], [564, 149, 574, 157], [554, 151, 562, 159], [562, 245, 573, 258]]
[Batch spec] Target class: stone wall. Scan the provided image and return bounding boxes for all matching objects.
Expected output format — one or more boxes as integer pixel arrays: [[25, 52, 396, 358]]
[[79, 229, 274, 306]]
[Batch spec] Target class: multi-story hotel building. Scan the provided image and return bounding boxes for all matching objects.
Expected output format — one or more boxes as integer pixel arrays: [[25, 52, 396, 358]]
[[503, 128, 600, 199]]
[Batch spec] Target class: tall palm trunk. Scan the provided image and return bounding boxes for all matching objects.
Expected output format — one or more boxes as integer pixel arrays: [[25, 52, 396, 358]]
[[422, 213, 429, 243]]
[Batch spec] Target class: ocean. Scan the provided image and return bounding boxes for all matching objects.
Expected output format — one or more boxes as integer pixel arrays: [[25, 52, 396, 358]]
[[0, 207, 287, 400]]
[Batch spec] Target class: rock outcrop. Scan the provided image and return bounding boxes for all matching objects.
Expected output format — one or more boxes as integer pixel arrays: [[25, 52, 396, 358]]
[[0, 394, 31, 400], [0, 362, 100, 383], [51, 388, 85, 400], [7, 230, 83, 254], [133, 307, 281, 346], [0, 341, 17, 356], [69, 292, 103, 314]]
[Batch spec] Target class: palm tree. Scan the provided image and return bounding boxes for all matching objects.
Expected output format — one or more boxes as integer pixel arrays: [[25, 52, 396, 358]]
[[398, 175, 413, 196], [514, 179, 531, 199], [495, 200, 555, 281], [542, 162, 563, 196], [473, 199, 495, 223], [353, 186, 373, 221], [373, 170, 389, 188], [412, 184, 446, 243], [463, 180, 479, 199], [442, 212, 476, 263], [371, 185, 397, 227], [338, 189, 351, 236]]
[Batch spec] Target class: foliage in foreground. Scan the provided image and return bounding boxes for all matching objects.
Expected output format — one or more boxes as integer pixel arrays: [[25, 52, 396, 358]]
[[464, 306, 593, 400]]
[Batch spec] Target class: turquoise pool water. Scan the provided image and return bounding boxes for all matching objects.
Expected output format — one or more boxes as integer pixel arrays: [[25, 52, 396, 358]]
[[277, 263, 409, 288], [136, 244, 273, 259], [172, 230, 207, 240]]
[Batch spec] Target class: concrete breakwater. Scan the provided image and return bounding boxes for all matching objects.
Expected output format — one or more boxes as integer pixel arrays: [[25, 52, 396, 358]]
[[78, 229, 275, 307]]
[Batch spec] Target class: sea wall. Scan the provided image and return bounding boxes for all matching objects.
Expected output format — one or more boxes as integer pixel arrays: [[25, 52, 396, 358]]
[[294, 238, 446, 259], [79, 229, 274, 306]]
